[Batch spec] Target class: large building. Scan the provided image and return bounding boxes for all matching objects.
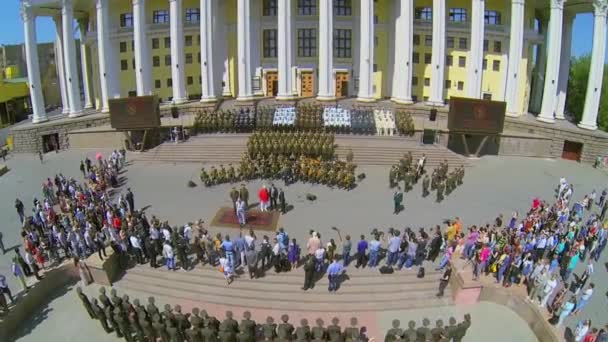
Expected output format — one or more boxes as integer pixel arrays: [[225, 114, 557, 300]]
[[18, 0, 608, 132]]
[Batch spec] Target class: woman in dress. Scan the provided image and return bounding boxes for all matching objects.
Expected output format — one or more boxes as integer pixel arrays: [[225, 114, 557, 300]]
[[287, 239, 300, 270]]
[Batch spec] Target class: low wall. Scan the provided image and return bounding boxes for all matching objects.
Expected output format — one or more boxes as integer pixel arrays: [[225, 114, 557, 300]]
[[68, 129, 127, 149], [498, 134, 553, 158], [0, 262, 79, 341]]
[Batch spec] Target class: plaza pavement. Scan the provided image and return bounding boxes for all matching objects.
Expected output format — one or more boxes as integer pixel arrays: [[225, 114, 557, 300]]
[[0, 149, 606, 340]]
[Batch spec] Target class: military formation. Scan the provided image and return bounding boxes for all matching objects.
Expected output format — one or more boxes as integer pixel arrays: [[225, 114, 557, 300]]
[[293, 104, 325, 131], [389, 155, 465, 203], [384, 315, 471, 342], [79, 287, 376, 341], [247, 132, 335, 160], [395, 111, 416, 137]]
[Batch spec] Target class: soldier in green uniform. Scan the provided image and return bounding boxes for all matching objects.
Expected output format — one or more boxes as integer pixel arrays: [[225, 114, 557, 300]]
[[152, 314, 170, 342], [91, 298, 113, 333], [389, 165, 398, 188], [161, 304, 175, 327], [219, 311, 239, 342], [239, 184, 249, 209], [278, 314, 295, 341], [238, 311, 256, 342], [458, 165, 465, 185], [403, 320, 417, 342], [76, 287, 96, 319], [210, 167, 218, 185], [174, 305, 190, 337], [436, 181, 445, 203], [431, 319, 445, 341], [201, 310, 220, 334], [444, 317, 458, 341], [227, 164, 236, 183], [132, 299, 147, 323], [190, 307, 203, 329], [200, 167, 210, 186], [129, 312, 145, 342], [122, 294, 133, 314], [343, 318, 359, 342], [311, 318, 326, 341], [113, 306, 131, 341], [422, 175, 430, 197], [453, 314, 471, 342], [98, 287, 113, 311], [147, 297, 160, 318], [186, 323, 203, 342], [140, 314, 157, 341], [262, 316, 277, 341], [106, 304, 123, 338], [294, 319, 310, 342], [230, 187, 239, 215], [385, 319, 403, 342], [416, 318, 431, 342], [302, 255, 316, 290], [327, 317, 342, 342], [201, 319, 219, 342], [166, 319, 184, 342], [218, 165, 227, 184]]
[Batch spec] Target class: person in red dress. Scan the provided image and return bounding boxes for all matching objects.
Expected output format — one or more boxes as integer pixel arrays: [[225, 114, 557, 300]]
[[258, 185, 269, 212]]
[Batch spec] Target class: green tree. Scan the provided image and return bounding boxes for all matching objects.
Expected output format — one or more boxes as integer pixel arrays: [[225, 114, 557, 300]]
[[566, 55, 608, 131]]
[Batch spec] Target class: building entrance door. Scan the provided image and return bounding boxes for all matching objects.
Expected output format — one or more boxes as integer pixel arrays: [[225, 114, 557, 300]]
[[335, 72, 349, 97], [265, 72, 279, 97], [301, 72, 314, 97], [562, 140, 583, 162]]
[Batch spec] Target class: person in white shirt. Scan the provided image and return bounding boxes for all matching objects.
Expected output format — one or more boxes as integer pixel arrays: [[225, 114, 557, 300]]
[[163, 241, 175, 270], [540, 274, 558, 307], [219, 255, 234, 285], [573, 283, 595, 315], [129, 235, 144, 264], [161, 226, 172, 241]]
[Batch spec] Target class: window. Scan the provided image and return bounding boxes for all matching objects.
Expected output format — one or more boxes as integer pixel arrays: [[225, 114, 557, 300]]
[[413, 52, 419, 64], [185, 36, 193, 47], [423, 96, 429, 102], [424, 35, 432, 46], [132, 58, 135, 69], [458, 56, 466, 67], [445, 80, 451, 89], [447, 37, 454, 48], [449, 8, 467, 22], [167, 78, 172, 87], [459, 37, 468, 49], [483, 40, 488, 52], [446, 55, 453, 66], [164, 37, 171, 48], [120, 13, 133, 28], [263, 29, 278, 58], [374, 36, 378, 48], [483, 59, 487, 70], [187, 76, 193, 85], [197, 35, 200, 45], [298, 0, 316, 15], [121, 59, 128, 70], [263, 0, 278, 16], [485, 10, 501, 25], [424, 78, 430, 86], [153, 56, 160, 67], [483, 93, 492, 100], [334, 29, 352, 58], [492, 60, 501, 71], [165, 55, 171, 66], [185, 8, 200, 23], [152, 38, 159, 49], [494, 41, 502, 53], [457, 81, 464, 90], [424, 53, 431, 64], [334, 0, 352, 16], [413, 35, 420, 46], [412, 77, 418, 86], [185, 53, 193, 64], [155, 80, 161, 89], [298, 29, 317, 57], [153, 10, 169, 24], [120, 41, 127, 53], [415, 7, 432, 21], [131, 40, 135, 51], [199, 76, 202, 84], [373, 64, 378, 72], [198, 52, 201, 63], [412, 95, 418, 102]]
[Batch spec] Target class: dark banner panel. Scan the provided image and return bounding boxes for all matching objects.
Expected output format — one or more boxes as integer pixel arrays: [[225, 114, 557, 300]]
[[109, 96, 161, 130], [448, 97, 506, 134]]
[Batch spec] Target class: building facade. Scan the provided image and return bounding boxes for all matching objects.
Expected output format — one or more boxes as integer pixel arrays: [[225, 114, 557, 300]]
[[19, 0, 608, 131]]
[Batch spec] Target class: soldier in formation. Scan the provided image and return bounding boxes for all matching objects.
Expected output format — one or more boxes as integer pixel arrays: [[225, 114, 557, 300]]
[[383, 316, 472, 342], [388, 152, 419, 193]]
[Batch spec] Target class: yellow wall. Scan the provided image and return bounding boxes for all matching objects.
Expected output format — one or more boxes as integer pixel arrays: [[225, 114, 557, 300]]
[[0, 80, 29, 103], [3, 66, 20, 80]]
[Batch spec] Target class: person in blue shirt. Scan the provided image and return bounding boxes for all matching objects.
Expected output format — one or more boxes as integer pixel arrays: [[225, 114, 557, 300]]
[[234, 233, 246, 268], [327, 256, 344, 292], [221, 235, 235, 267], [368, 235, 382, 268], [355, 235, 368, 268]]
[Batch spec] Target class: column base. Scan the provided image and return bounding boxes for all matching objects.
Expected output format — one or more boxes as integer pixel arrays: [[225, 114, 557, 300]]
[[172, 97, 188, 105], [426, 100, 444, 107], [505, 111, 522, 118], [276, 94, 298, 101], [200, 96, 217, 103], [32, 117, 49, 124], [391, 97, 414, 105], [84, 103, 94, 109], [68, 110, 85, 118], [554, 114, 566, 120], [577, 122, 598, 131], [236, 95, 256, 101], [536, 115, 555, 124], [61, 108, 70, 115], [316, 95, 337, 101], [101, 106, 110, 113], [357, 96, 376, 103]]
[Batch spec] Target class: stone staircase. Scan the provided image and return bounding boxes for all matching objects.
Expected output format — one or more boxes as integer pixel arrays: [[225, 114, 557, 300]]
[[133, 134, 470, 167]]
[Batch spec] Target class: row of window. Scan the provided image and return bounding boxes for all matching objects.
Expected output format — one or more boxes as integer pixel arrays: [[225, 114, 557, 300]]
[[153, 76, 201, 89], [264, 0, 352, 17], [414, 35, 503, 53], [415, 8, 501, 25], [411, 53, 501, 71], [120, 8, 200, 27], [119, 36, 203, 54], [120, 51, 203, 70]]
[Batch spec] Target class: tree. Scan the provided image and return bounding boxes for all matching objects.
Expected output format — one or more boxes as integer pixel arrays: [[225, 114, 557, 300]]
[[566, 55, 608, 131]]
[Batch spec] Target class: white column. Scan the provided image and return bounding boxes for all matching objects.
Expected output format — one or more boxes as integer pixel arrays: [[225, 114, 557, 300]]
[[358, 0, 375, 101], [466, 0, 485, 98], [579, 2, 608, 130], [78, 20, 94, 109], [555, 13, 574, 120], [133, 0, 153, 96], [169, 0, 187, 103], [391, 0, 414, 104], [53, 17, 69, 115], [200, 0, 216, 102], [317, 0, 335, 100], [505, 0, 526, 116], [537, 0, 565, 123], [21, 2, 47, 123], [429, 0, 446, 105], [277, 0, 295, 99], [96, 0, 111, 112], [62, 0, 84, 117], [236, 0, 253, 100]]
